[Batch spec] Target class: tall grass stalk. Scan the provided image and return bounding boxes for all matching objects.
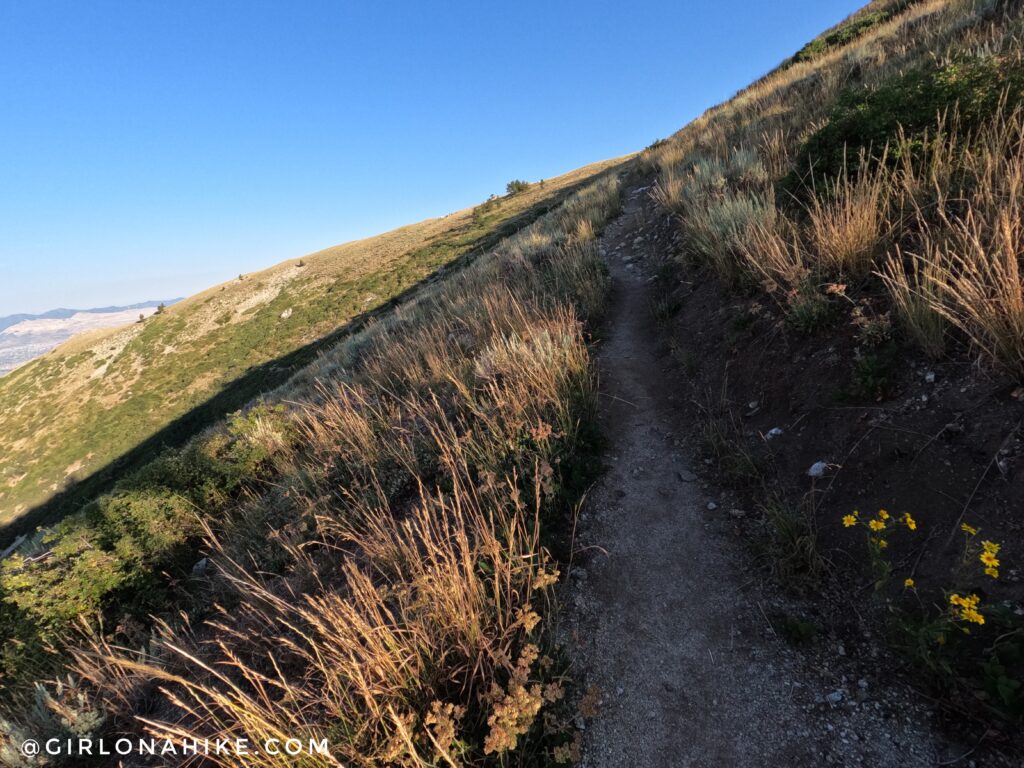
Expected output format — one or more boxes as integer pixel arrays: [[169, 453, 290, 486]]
[[57, 176, 622, 767], [807, 151, 892, 277]]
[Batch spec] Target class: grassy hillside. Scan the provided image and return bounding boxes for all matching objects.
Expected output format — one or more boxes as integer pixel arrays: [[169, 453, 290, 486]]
[[0, 168, 624, 766], [4, 0, 1024, 763], [0, 159, 621, 533], [644, 0, 1024, 729]]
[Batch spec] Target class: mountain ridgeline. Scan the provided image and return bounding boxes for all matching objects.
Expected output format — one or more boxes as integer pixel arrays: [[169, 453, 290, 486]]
[[0, 159, 621, 539]]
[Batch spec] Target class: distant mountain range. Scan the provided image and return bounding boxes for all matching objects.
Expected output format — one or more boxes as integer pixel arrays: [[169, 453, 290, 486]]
[[0, 299, 182, 377], [0, 300, 182, 333]]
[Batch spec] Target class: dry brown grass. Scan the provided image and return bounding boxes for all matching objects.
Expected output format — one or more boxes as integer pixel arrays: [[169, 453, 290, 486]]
[[806, 152, 892, 277], [60, 176, 622, 766], [81, 465, 557, 767], [651, 168, 686, 217], [759, 128, 793, 180], [739, 215, 810, 297], [879, 108, 1024, 374], [922, 206, 1024, 375], [878, 248, 948, 358], [646, 0, 1024, 377]]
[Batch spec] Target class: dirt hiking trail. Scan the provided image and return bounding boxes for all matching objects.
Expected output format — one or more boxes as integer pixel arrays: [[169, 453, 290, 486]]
[[562, 185, 964, 767]]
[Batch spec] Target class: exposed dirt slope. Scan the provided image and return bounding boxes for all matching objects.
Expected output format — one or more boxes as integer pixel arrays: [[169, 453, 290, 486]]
[[563, 186, 969, 767]]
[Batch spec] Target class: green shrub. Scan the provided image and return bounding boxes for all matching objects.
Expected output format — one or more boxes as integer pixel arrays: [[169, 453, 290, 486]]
[[1, 527, 126, 633], [0, 401, 294, 681], [128, 403, 291, 506], [506, 179, 530, 195], [788, 1, 925, 66], [791, 10, 889, 64], [96, 489, 198, 566], [785, 286, 835, 335], [787, 55, 1024, 185], [846, 342, 900, 401]]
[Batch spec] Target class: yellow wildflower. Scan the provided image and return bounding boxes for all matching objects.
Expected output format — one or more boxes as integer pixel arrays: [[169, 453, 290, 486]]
[[901, 513, 917, 531], [950, 593, 979, 609], [868, 519, 886, 532], [904, 578, 915, 588], [962, 608, 985, 625], [984, 567, 1000, 579], [878, 509, 890, 520], [981, 540, 1000, 555], [842, 514, 857, 528], [949, 593, 984, 625], [980, 551, 1000, 568], [878, 539, 888, 549], [961, 523, 978, 536]]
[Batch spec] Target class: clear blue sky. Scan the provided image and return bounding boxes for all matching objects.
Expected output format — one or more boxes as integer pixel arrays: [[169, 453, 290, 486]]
[[0, 0, 863, 316]]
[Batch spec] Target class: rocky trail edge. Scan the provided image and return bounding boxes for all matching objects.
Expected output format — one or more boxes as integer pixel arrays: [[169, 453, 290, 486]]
[[560, 184, 968, 768]]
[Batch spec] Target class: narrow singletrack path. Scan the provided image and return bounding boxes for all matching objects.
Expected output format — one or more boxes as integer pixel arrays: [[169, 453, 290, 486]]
[[563, 185, 947, 767]]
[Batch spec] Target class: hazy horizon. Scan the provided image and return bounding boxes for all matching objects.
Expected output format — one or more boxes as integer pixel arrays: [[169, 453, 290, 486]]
[[0, 297, 182, 322]]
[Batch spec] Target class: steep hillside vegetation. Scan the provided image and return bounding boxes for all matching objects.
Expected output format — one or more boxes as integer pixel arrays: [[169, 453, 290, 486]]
[[4, 0, 1024, 764], [0, 170, 624, 766], [0, 159, 619, 534], [644, 0, 1024, 737]]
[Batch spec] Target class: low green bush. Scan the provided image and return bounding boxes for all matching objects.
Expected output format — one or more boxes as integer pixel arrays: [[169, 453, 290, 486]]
[[0, 402, 294, 694], [1, 527, 125, 633], [787, 1, 927, 67], [791, 9, 892, 65], [787, 55, 1024, 186]]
